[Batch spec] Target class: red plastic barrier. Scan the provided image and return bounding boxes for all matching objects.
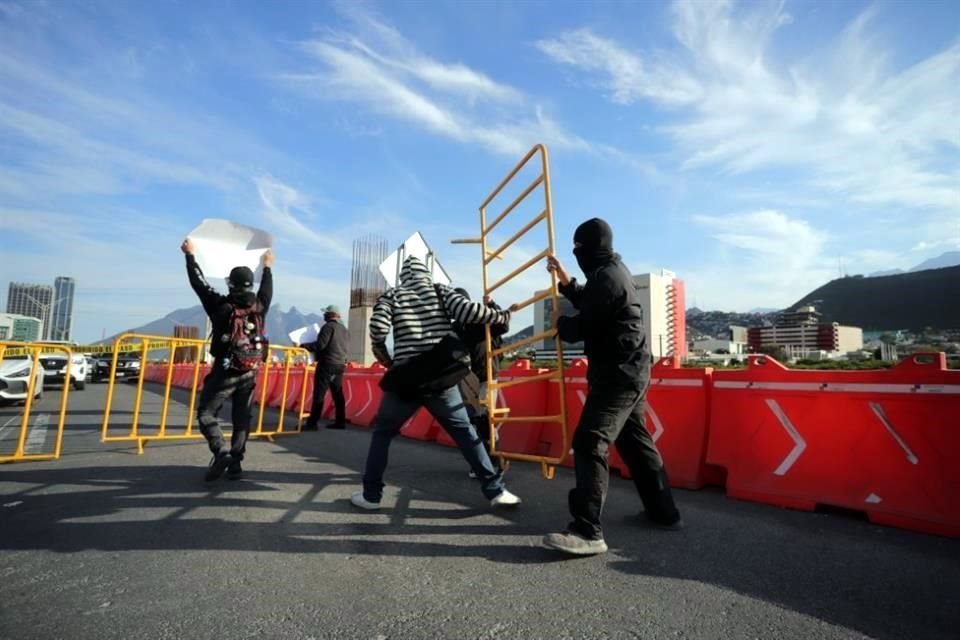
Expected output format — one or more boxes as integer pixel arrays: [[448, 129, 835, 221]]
[[707, 353, 960, 538], [401, 409, 440, 441], [342, 365, 384, 427], [432, 360, 553, 451], [545, 358, 718, 489]]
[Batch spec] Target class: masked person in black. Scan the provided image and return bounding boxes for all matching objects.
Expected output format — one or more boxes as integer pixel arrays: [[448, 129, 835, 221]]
[[181, 238, 273, 482], [541, 218, 682, 556], [301, 305, 350, 431], [451, 288, 509, 478]]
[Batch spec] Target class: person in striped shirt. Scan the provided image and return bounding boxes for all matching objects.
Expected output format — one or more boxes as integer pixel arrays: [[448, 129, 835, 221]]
[[351, 256, 522, 510]]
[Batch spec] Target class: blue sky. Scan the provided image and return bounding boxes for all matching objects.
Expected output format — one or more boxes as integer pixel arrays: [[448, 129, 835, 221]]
[[1, 0, 958, 342]]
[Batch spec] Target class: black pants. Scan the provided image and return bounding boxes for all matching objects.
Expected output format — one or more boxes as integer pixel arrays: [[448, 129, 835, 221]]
[[308, 365, 346, 426], [568, 382, 680, 540], [196, 366, 256, 460]]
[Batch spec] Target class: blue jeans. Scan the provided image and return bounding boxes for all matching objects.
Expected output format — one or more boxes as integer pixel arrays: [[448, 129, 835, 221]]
[[362, 385, 506, 502]]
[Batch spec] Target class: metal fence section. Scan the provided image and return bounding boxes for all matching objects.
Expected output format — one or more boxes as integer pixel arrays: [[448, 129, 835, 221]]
[[453, 144, 570, 479], [0, 341, 72, 463], [101, 333, 309, 454]]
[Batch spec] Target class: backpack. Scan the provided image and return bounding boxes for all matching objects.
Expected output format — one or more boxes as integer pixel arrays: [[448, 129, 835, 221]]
[[227, 303, 266, 371]]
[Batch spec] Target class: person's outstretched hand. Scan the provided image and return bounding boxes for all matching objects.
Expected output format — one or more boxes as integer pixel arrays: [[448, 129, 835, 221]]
[[262, 249, 274, 268], [546, 255, 570, 286], [180, 238, 194, 254]]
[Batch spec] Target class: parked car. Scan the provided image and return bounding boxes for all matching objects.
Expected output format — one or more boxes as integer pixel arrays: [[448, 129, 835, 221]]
[[39, 351, 87, 390], [93, 355, 141, 383], [0, 357, 45, 404]]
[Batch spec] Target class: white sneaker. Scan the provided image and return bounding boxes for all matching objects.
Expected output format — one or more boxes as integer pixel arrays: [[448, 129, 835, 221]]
[[543, 531, 608, 556], [350, 491, 381, 510], [490, 489, 521, 507]]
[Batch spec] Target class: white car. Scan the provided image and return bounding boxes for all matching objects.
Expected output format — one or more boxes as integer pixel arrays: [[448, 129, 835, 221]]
[[0, 357, 45, 404], [39, 352, 87, 390]]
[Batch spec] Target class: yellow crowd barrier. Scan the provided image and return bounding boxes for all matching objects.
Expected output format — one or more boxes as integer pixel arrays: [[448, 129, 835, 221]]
[[101, 333, 309, 454], [453, 144, 570, 479], [1, 341, 168, 358], [0, 341, 72, 463]]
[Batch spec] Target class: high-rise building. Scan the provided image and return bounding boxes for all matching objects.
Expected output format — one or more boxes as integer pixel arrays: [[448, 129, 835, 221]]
[[51, 276, 76, 342], [0, 313, 44, 342], [6, 283, 53, 339], [533, 270, 687, 360]]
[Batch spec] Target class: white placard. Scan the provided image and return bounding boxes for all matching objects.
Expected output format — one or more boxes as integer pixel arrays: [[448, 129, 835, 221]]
[[378, 231, 451, 288], [187, 219, 273, 283], [288, 323, 321, 346]]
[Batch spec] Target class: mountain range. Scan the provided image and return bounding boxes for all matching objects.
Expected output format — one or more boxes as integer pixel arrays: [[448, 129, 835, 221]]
[[113, 252, 960, 345], [110, 305, 326, 345], [868, 251, 960, 277]]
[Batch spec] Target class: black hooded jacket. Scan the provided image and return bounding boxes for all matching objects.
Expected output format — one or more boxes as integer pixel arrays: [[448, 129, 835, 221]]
[[185, 254, 272, 360], [303, 318, 350, 370], [556, 218, 648, 387]]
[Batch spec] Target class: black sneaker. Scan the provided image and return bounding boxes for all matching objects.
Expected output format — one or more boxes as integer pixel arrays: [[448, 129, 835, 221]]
[[204, 452, 231, 482], [226, 459, 244, 480], [326, 422, 346, 430], [642, 513, 686, 531]]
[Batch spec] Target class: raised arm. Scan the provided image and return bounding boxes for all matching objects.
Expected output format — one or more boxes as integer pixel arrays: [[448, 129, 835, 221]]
[[257, 250, 274, 314], [181, 238, 221, 314], [440, 287, 511, 326]]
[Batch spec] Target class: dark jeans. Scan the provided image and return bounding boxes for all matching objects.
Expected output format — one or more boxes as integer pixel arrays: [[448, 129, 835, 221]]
[[362, 385, 506, 502], [569, 382, 680, 540], [196, 366, 256, 460], [308, 364, 346, 426]]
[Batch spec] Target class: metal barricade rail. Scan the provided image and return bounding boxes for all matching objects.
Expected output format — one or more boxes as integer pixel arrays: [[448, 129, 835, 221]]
[[0, 341, 72, 463], [453, 144, 569, 479], [101, 333, 309, 454]]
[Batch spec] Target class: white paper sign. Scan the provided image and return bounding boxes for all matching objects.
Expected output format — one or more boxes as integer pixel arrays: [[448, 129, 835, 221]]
[[187, 219, 273, 283], [379, 231, 451, 288], [288, 323, 321, 346]]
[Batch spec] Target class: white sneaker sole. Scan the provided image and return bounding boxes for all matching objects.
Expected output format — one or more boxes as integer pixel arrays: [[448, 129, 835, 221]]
[[350, 492, 381, 510]]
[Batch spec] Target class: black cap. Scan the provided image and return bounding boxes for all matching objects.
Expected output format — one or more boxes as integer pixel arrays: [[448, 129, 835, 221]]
[[228, 266, 254, 290]]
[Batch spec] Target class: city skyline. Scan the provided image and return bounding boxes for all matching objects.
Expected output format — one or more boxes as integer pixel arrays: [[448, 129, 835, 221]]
[[5, 276, 77, 342]]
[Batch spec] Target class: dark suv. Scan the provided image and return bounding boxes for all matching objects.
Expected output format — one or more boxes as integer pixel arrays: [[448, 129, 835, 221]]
[[93, 355, 142, 383]]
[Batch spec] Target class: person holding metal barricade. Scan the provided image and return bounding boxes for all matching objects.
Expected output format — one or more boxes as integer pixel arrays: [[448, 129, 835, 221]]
[[351, 256, 522, 511], [300, 305, 350, 431], [539, 218, 682, 556], [181, 238, 273, 482], [450, 287, 509, 478]]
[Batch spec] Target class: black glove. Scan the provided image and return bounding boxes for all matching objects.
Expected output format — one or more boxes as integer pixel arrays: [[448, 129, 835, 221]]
[[372, 341, 393, 368]]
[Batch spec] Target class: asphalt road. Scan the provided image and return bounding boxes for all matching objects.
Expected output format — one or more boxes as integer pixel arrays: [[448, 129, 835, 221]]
[[0, 382, 957, 640]]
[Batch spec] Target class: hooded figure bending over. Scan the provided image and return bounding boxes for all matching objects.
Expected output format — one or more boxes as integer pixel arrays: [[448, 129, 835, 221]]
[[541, 218, 683, 556], [351, 256, 522, 511]]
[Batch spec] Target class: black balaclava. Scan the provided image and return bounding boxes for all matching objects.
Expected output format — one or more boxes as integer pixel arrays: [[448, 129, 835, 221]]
[[227, 266, 257, 306], [572, 218, 615, 275]]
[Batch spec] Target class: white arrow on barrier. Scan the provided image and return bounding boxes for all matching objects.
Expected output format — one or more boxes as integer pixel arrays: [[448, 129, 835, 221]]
[[344, 378, 353, 407], [765, 398, 807, 476], [869, 402, 919, 465], [356, 381, 373, 417], [645, 404, 665, 443]]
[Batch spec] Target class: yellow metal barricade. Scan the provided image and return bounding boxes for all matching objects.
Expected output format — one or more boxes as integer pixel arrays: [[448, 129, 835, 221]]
[[0, 341, 72, 463], [453, 144, 569, 479], [101, 333, 309, 454]]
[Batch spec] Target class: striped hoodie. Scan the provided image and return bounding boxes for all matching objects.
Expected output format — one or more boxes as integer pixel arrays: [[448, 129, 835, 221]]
[[370, 256, 511, 365]]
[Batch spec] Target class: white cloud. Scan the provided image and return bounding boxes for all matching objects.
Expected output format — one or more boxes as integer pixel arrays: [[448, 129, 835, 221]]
[[538, 0, 960, 214], [684, 209, 835, 310], [278, 7, 595, 158]]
